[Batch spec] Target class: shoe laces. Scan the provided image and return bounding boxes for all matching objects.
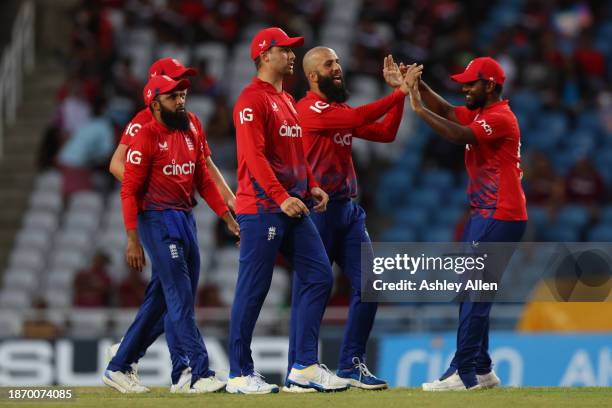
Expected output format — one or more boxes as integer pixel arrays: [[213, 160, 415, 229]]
[[317, 364, 335, 383], [352, 357, 374, 381], [247, 371, 268, 387], [126, 367, 142, 386]]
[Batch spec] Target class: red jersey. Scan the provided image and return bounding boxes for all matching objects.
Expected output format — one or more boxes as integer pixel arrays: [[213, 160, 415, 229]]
[[454, 100, 527, 221], [121, 118, 227, 230], [234, 77, 318, 214], [297, 90, 405, 199], [120, 108, 211, 157]]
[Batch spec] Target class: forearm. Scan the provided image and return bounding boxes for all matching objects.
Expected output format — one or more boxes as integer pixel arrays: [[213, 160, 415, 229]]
[[414, 106, 476, 145], [419, 81, 455, 120], [109, 145, 127, 182], [205, 157, 235, 204]]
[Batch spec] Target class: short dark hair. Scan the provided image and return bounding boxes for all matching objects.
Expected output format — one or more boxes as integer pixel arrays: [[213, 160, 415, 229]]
[[254, 56, 262, 70], [494, 83, 503, 96]]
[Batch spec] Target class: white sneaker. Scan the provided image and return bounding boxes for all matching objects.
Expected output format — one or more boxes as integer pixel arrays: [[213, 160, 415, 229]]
[[226, 372, 279, 394], [170, 368, 193, 393], [282, 382, 317, 393], [105, 342, 144, 390], [422, 372, 482, 391], [477, 370, 501, 389], [189, 374, 226, 393], [103, 369, 150, 393], [287, 364, 350, 392]]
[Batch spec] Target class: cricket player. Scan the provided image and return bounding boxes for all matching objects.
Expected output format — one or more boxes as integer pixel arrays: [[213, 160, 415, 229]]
[[286, 47, 413, 390], [106, 58, 236, 392], [227, 27, 348, 394], [104, 75, 239, 393], [405, 57, 527, 390]]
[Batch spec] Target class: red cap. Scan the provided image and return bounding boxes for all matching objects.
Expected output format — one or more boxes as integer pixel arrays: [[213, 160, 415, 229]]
[[250, 27, 304, 60], [148, 58, 197, 79], [143, 75, 190, 105], [450, 57, 506, 85]]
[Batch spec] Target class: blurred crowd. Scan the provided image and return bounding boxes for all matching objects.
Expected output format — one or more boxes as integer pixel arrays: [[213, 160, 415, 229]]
[[29, 0, 612, 311]]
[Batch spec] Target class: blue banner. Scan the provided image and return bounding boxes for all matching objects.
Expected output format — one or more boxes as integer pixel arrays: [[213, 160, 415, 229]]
[[378, 332, 612, 387]]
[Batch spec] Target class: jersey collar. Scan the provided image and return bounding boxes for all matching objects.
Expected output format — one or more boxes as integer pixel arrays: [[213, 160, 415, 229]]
[[253, 77, 284, 95]]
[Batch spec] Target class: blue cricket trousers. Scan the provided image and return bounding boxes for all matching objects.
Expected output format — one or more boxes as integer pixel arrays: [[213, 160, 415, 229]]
[[107, 210, 213, 384], [288, 199, 377, 373], [442, 211, 526, 387], [229, 212, 333, 378]]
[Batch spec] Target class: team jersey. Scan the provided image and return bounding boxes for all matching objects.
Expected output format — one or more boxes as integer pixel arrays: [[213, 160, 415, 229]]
[[120, 108, 211, 157], [297, 90, 405, 200], [454, 100, 527, 221], [234, 77, 318, 214], [121, 118, 228, 230]]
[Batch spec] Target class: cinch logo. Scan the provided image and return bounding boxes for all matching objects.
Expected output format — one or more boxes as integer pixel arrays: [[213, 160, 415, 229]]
[[279, 122, 302, 138], [476, 119, 492, 135], [333, 132, 352, 146], [127, 149, 142, 164], [239, 108, 253, 124], [163, 160, 195, 176]]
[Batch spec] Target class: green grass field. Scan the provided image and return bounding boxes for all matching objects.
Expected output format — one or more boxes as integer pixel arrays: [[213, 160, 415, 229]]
[[1, 387, 611, 408]]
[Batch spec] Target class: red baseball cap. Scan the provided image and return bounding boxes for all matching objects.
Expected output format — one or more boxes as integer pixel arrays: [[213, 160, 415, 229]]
[[148, 58, 197, 79], [143, 75, 190, 105], [250, 27, 304, 60], [450, 57, 506, 85]]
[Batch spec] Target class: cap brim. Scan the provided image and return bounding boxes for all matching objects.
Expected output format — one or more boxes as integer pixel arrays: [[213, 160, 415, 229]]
[[277, 36, 304, 48], [178, 67, 198, 77], [161, 78, 191, 94], [450, 71, 479, 84]]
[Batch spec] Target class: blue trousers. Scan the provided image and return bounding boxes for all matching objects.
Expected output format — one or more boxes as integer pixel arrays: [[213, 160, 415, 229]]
[[107, 210, 213, 384], [229, 213, 333, 377], [288, 200, 377, 373], [442, 212, 526, 387]]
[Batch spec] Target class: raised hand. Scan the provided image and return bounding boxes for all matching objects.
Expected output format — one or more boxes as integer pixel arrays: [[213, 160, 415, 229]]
[[383, 55, 404, 89]]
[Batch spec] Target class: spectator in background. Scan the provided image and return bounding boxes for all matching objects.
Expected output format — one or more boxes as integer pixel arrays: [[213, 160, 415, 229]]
[[118, 267, 147, 308], [197, 284, 224, 307], [111, 57, 142, 104], [37, 125, 65, 171], [524, 151, 565, 209], [22, 298, 62, 339], [190, 59, 220, 97], [58, 79, 92, 137], [57, 97, 115, 196], [564, 157, 605, 205], [73, 252, 113, 308], [205, 94, 235, 169]]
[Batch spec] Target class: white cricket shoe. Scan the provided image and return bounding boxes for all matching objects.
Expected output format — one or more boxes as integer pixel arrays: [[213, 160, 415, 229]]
[[170, 368, 193, 393], [105, 342, 144, 390], [103, 369, 150, 393], [422, 371, 483, 391], [286, 363, 350, 392], [226, 372, 279, 394], [282, 382, 317, 393], [189, 374, 226, 393], [477, 370, 501, 389]]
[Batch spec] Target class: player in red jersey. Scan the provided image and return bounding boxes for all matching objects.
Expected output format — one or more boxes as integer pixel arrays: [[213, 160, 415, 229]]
[[104, 75, 239, 394], [109, 58, 235, 210], [227, 27, 348, 394], [287, 47, 413, 390], [406, 57, 527, 390], [106, 58, 235, 392]]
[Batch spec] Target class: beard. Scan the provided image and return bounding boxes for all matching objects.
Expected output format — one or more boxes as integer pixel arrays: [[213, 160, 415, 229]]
[[465, 92, 486, 110], [317, 72, 349, 103], [160, 104, 189, 131]]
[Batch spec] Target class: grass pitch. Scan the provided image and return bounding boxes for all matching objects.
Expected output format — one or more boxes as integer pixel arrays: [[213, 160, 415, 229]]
[[1, 387, 611, 408]]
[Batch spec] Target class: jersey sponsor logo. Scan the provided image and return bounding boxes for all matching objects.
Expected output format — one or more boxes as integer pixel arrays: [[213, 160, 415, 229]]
[[279, 121, 302, 138], [163, 160, 196, 176], [127, 149, 142, 164], [158, 141, 168, 151], [239, 108, 253, 124], [333, 132, 352, 146], [475, 119, 493, 135], [125, 123, 142, 137], [309, 101, 330, 114]]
